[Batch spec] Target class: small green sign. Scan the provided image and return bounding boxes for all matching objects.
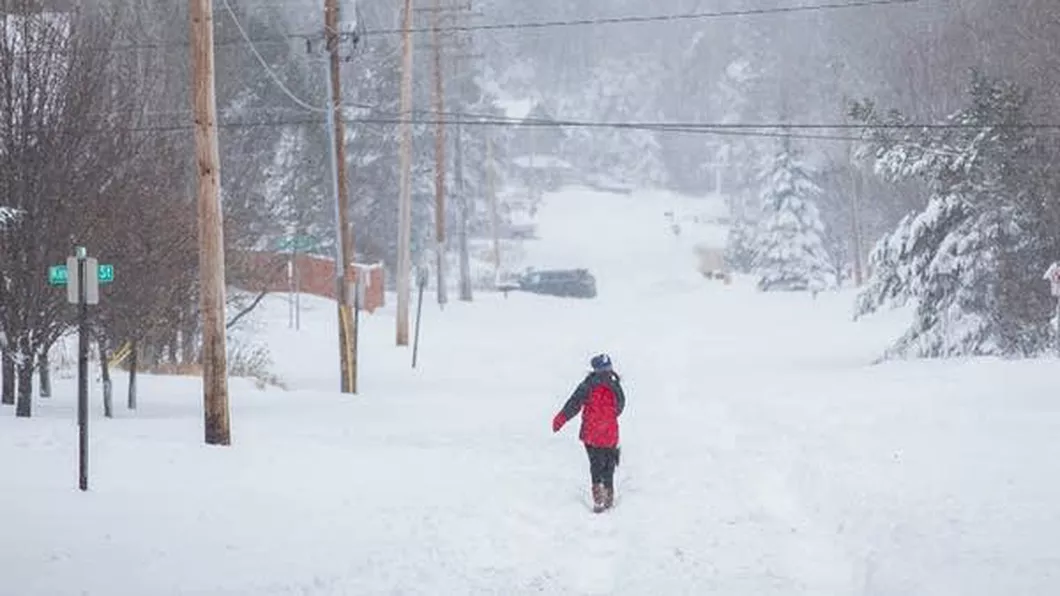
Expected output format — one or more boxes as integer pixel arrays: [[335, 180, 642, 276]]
[[275, 235, 319, 252], [48, 265, 68, 286], [48, 264, 114, 286]]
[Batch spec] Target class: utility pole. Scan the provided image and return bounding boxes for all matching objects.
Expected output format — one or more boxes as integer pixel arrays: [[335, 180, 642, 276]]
[[487, 133, 500, 281], [323, 0, 356, 393], [417, 2, 480, 302], [454, 114, 472, 301], [189, 0, 230, 446], [430, 0, 448, 308], [450, 52, 481, 302], [396, 0, 414, 346]]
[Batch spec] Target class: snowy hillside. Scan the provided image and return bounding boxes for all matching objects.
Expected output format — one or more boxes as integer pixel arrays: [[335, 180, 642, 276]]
[[3, 186, 1060, 595]]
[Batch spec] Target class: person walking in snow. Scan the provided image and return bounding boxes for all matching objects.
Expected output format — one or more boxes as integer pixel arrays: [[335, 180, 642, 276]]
[[552, 353, 626, 513]]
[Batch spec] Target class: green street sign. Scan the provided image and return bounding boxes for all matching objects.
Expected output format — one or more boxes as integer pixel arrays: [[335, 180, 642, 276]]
[[48, 265, 68, 286], [275, 235, 319, 251], [48, 263, 114, 286]]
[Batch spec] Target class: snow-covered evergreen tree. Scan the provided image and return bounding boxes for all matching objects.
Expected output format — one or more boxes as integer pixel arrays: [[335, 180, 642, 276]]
[[853, 72, 1056, 357], [724, 205, 759, 274], [753, 144, 833, 292]]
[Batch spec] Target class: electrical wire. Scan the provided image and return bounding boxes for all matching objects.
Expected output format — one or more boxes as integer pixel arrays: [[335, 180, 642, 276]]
[[60, 113, 1060, 152], [221, 0, 329, 113], [360, 0, 921, 36], [75, 107, 1060, 136], [19, 0, 921, 53], [191, 0, 938, 131]]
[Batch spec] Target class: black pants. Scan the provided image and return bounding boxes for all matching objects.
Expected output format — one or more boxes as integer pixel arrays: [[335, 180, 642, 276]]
[[585, 445, 619, 489]]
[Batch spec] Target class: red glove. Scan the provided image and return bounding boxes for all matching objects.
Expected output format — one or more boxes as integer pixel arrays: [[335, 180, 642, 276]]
[[552, 412, 567, 433]]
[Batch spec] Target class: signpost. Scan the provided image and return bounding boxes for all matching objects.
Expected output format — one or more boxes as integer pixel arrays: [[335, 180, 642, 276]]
[[412, 265, 429, 369], [49, 247, 112, 491], [275, 236, 318, 330]]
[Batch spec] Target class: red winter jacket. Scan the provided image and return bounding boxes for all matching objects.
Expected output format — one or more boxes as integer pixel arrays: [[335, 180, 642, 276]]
[[552, 371, 626, 448]]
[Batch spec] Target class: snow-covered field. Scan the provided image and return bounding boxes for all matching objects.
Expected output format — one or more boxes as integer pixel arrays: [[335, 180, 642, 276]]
[[3, 186, 1060, 595]]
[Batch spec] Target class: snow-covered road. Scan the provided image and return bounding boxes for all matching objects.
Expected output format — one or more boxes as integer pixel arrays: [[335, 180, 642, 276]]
[[2, 187, 1059, 595]]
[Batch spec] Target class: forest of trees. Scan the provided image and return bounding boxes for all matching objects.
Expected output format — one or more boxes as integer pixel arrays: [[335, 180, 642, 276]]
[[3, 0, 1060, 417]]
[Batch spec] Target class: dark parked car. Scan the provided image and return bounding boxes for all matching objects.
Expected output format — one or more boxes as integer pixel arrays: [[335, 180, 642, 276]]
[[518, 268, 597, 298]]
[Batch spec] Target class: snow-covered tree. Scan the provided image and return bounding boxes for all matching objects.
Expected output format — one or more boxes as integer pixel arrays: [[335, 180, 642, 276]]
[[724, 206, 759, 274], [853, 72, 1058, 357], [753, 144, 833, 292]]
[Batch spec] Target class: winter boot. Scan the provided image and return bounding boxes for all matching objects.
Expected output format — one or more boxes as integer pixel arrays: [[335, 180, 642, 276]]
[[592, 483, 606, 513], [603, 486, 614, 510]]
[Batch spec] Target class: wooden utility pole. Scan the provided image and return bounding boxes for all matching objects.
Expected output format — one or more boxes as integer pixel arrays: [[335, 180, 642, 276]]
[[430, 0, 448, 308], [487, 133, 500, 281], [396, 0, 415, 346], [324, 0, 356, 392], [189, 0, 230, 446], [450, 52, 480, 302], [454, 116, 472, 301]]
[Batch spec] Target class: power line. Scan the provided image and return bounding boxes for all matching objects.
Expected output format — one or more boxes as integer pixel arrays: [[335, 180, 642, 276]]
[[220, 0, 328, 113], [100, 0, 925, 123], [503, 118, 1060, 131], [644, 126, 866, 142], [360, 0, 921, 36], [15, 0, 919, 54], [73, 107, 1060, 133], [53, 113, 1060, 146]]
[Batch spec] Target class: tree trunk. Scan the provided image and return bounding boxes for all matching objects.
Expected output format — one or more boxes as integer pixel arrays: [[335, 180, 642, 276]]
[[140, 340, 155, 370], [38, 349, 51, 398], [181, 320, 197, 366], [127, 340, 138, 410], [15, 357, 32, 418], [1, 350, 13, 405], [99, 338, 113, 418]]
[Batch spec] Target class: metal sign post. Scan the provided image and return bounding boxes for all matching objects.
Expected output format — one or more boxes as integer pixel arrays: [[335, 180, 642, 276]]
[[49, 247, 112, 491], [276, 235, 317, 331], [412, 266, 429, 369], [76, 249, 89, 491]]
